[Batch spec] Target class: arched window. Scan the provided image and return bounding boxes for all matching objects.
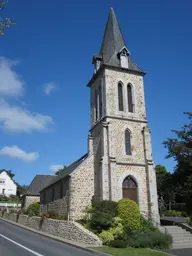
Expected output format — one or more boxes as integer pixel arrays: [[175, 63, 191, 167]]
[[94, 90, 98, 121], [99, 86, 102, 119], [118, 83, 124, 111], [122, 176, 138, 203], [127, 84, 133, 113], [125, 129, 131, 155]]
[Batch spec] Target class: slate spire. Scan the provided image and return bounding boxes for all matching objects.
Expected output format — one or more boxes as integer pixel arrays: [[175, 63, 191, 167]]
[[98, 8, 145, 74], [100, 8, 128, 64]]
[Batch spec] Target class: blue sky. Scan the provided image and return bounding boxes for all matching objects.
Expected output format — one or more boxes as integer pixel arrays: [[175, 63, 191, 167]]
[[0, 0, 191, 185]]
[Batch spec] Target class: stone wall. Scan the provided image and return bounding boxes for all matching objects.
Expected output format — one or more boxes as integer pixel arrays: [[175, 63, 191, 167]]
[[23, 195, 40, 209], [40, 195, 68, 219], [1, 213, 102, 246], [105, 67, 146, 120], [69, 155, 94, 220]]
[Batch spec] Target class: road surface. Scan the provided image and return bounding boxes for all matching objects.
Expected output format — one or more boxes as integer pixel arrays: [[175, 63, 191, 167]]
[[0, 220, 103, 256]]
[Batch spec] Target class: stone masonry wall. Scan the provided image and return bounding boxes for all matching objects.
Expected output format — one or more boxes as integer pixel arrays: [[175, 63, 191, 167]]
[[115, 164, 149, 218], [107, 118, 146, 164], [105, 68, 146, 120], [1, 213, 102, 246], [69, 155, 94, 220], [40, 195, 68, 218], [23, 196, 40, 209]]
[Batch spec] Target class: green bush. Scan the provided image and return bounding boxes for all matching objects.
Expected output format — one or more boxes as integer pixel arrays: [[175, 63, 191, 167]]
[[128, 231, 172, 249], [9, 208, 15, 214], [92, 200, 117, 217], [140, 216, 157, 232], [47, 210, 67, 220], [99, 230, 114, 245], [117, 199, 140, 232], [186, 216, 192, 226], [47, 210, 59, 219], [88, 211, 113, 233], [109, 239, 127, 248], [166, 209, 187, 217], [109, 217, 126, 240], [27, 202, 40, 216]]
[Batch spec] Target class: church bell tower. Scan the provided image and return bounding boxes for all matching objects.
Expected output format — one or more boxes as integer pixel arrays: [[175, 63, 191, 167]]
[[87, 8, 160, 224]]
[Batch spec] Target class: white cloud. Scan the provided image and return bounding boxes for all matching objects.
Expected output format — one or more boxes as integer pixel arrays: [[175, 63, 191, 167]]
[[49, 164, 63, 172], [0, 57, 24, 97], [0, 99, 54, 133], [0, 145, 39, 162], [44, 82, 56, 96]]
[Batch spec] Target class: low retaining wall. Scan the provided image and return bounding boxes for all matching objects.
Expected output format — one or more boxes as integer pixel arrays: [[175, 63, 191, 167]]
[[1, 213, 102, 246]]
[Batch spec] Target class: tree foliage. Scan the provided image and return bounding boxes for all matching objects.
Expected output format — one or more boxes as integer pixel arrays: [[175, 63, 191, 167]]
[[155, 165, 176, 211], [55, 165, 67, 175], [0, 0, 15, 36], [163, 112, 192, 213]]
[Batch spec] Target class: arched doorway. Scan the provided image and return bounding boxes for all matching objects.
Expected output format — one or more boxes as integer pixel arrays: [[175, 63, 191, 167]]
[[122, 176, 138, 203]]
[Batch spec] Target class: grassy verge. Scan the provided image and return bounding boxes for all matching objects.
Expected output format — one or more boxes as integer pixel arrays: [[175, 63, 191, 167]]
[[91, 247, 169, 256]]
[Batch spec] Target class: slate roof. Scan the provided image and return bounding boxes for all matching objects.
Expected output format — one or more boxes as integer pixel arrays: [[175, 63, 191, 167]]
[[99, 8, 145, 74], [40, 153, 88, 192], [27, 175, 56, 196]]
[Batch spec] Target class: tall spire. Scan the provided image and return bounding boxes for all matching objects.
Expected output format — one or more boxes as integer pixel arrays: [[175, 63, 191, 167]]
[[100, 8, 127, 65], [98, 8, 145, 74]]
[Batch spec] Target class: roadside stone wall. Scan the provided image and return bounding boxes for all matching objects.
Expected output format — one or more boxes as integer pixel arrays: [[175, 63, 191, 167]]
[[1, 213, 102, 246]]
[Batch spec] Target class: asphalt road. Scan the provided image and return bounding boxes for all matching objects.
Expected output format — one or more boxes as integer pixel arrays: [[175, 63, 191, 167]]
[[0, 220, 104, 256]]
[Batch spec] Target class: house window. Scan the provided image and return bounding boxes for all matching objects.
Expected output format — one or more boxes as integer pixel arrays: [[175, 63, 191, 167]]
[[127, 84, 133, 113], [118, 83, 124, 111], [2, 189, 5, 195], [125, 129, 131, 155], [0, 180, 5, 184]]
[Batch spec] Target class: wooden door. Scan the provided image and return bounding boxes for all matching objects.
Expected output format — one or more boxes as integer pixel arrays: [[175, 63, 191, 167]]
[[122, 176, 138, 204]]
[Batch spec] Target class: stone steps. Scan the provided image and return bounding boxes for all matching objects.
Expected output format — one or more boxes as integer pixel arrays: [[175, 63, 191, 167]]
[[164, 225, 192, 249]]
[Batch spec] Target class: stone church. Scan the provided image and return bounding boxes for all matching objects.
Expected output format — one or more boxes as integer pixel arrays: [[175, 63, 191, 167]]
[[40, 8, 160, 224]]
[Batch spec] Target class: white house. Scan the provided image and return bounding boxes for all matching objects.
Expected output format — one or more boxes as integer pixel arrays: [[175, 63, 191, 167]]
[[0, 170, 17, 197]]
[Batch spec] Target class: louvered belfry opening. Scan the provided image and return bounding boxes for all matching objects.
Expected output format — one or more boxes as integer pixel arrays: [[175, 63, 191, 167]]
[[122, 176, 138, 203]]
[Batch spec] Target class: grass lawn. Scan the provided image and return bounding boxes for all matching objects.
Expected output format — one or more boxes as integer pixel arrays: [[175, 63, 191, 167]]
[[91, 247, 168, 256]]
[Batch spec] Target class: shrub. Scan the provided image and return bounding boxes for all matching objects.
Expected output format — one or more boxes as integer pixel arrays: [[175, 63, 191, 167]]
[[109, 217, 127, 240], [140, 216, 157, 232], [47, 210, 67, 220], [9, 208, 15, 214], [92, 200, 117, 217], [99, 230, 114, 245], [27, 202, 40, 216], [117, 199, 140, 232], [166, 209, 187, 217], [47, 210, 59, 219], [186, 216, 192, 226], [109, 239, 127, 248], [128, 231, 172, 249], [88, 211, 113, 233]]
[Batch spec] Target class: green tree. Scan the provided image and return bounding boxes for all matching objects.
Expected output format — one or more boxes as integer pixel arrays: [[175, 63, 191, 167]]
[[155, 165, 176, 211], [17, 184, 29, 197], [163, 112, 192, 213], [0, 0, 15, 36], [155, 165, 168, 195], [55, 165, 67, 175], [6, 169, 15, 179]]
